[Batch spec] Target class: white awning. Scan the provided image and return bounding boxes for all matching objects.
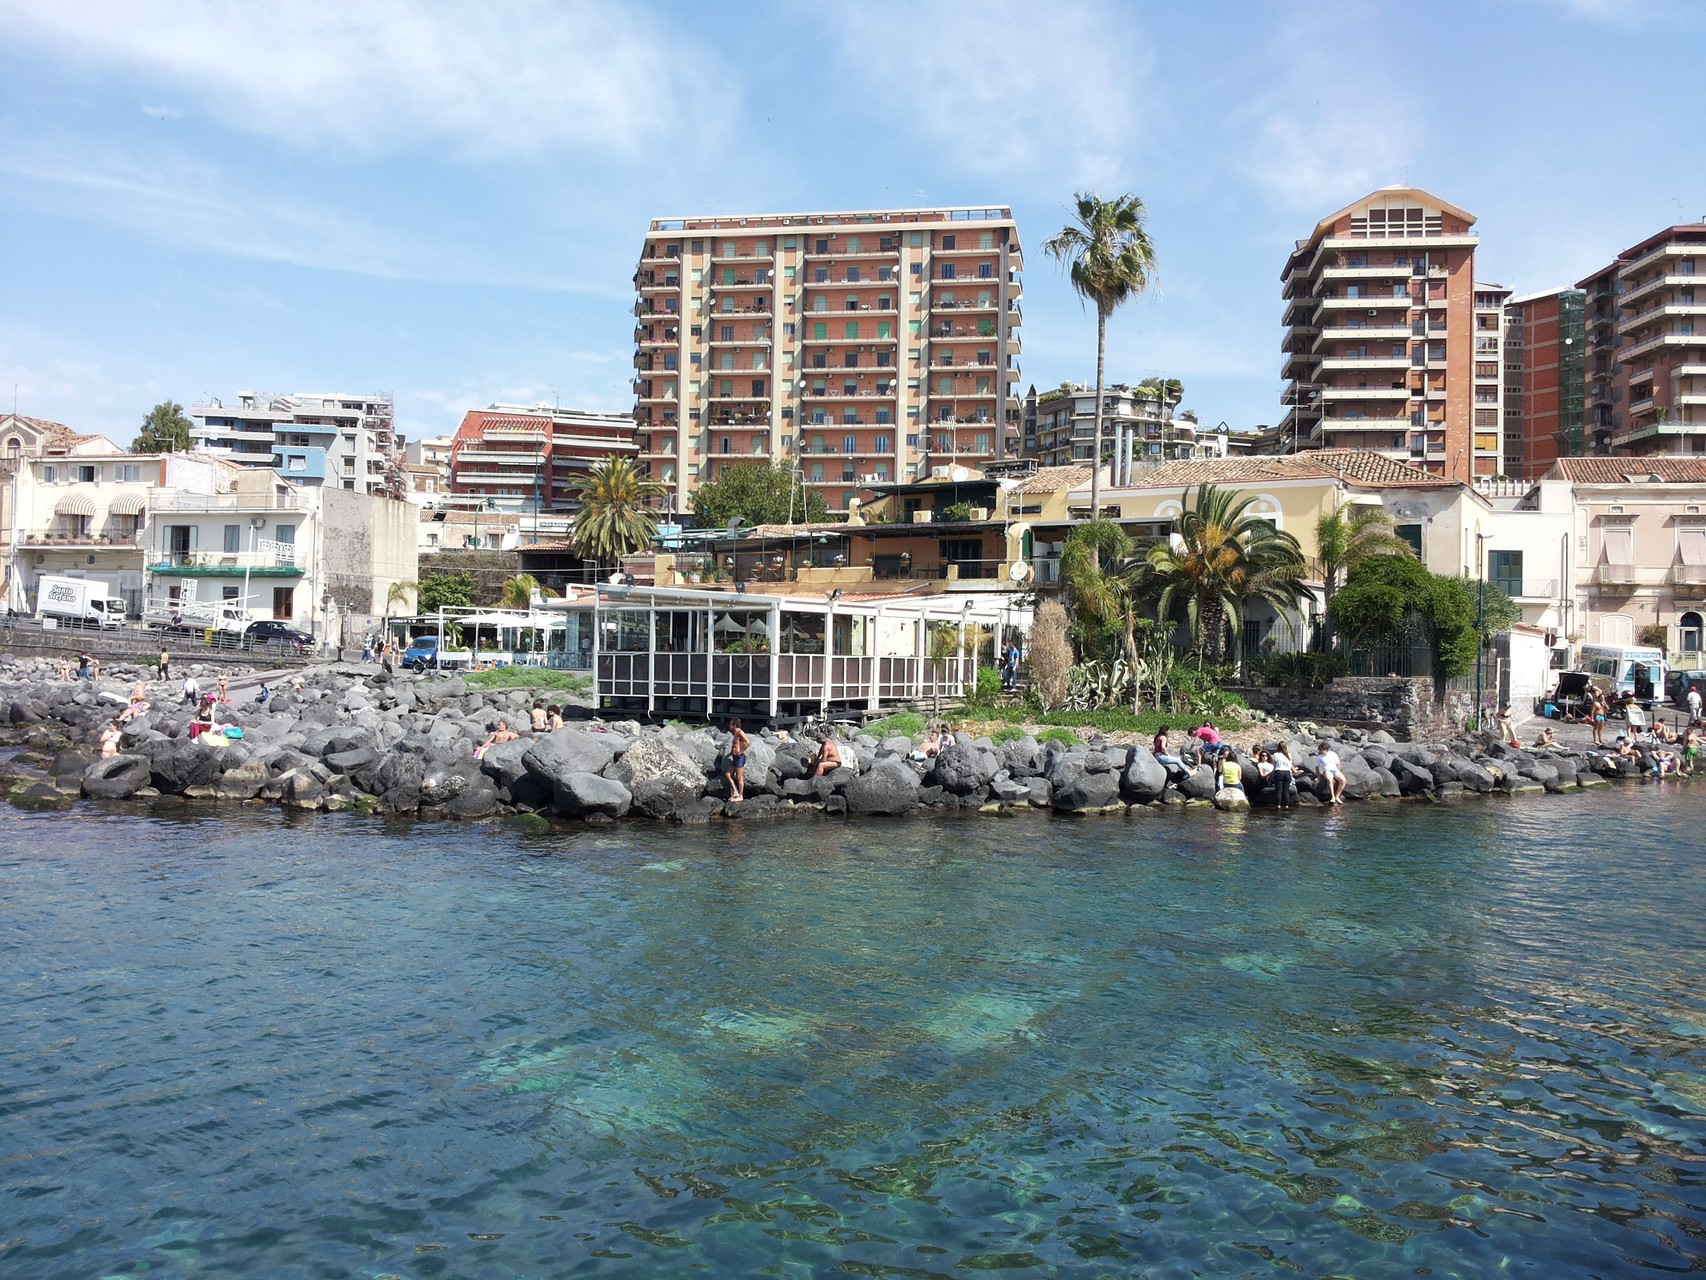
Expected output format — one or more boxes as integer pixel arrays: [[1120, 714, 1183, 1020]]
[[1603, 524, 1635, 566], [106, 490, 147, 516], [54, 491, 96, 516], [1679, 525, 1706, 566]]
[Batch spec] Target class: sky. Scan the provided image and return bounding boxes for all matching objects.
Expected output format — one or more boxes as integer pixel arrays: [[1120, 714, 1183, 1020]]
[[2, 0, 1703, 451]]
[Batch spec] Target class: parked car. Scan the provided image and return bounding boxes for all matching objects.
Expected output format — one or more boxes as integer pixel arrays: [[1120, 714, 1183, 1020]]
[[403, 635, 440, 669], [242, 619, 316, 654], [1666, 667, 1706, 707]]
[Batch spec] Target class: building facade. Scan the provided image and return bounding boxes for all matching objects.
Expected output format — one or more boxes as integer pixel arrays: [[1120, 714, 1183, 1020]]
[[1578, 223, 1706, 459], [1281, 186, 1495, 480], [446, 404, 637, 514], [634, 206, 1023, 516], [7, 446, 163, 617], [1501, 287, 1587, 479], [189, 392, 398, 494], [1022, 382, 1208, 473], [0, 413, 105, 604]]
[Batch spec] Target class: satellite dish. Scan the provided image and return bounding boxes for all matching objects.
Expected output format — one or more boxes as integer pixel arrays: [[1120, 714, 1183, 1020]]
[[1008, 561, 1032, 582]]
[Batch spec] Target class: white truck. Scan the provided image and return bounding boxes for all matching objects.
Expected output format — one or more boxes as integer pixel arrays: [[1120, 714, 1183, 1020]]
[[36, 575, 128, 630], [144, 599, 254, 642]]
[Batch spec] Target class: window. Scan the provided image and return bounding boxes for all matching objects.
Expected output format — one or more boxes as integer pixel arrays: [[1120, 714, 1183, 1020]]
[[843, 434, 857, 453], [1602, 523, 1635, 566], [1681, 610, 1704, 654], [814, 267, 829, 283], [121, 464, 141, 482], [939, 263, 956, 279], [274, 523, 295, 546], [978, 263, 993, 278], [76, 465, 97, 483], [223, 524, 241, 553], [874, 434, 891, 452], [812, 322, 827, 340], [846, 266, 860, 283], [719, 353, 735, 371], [1395, 523, 1423, 558], [942, 234, 956, 250], [845, 321, 859, 339], [1487, 550, 1523, 598]]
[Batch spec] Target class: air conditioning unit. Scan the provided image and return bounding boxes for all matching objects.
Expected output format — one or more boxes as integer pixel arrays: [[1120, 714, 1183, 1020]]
[[912, 510, 933, 523], [969, 507, 990, 521]]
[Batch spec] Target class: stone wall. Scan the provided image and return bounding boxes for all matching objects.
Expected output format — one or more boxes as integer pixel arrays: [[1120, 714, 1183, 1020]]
[[1237, 676, 1469, 743]]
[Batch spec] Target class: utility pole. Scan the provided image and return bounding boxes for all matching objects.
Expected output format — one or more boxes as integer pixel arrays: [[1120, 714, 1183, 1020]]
[[1475, 531, 1488, 731]]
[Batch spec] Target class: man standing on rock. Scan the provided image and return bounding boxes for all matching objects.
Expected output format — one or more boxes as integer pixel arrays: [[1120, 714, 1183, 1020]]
[[158, 647, 170, 681], [723, 717, 750, 802]]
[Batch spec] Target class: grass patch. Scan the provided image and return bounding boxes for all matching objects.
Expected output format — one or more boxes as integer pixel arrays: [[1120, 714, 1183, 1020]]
[[463, 667, 591, 694], [1035, 726, 1080, 748], [865, 711, 927, 739], [990, 725, 1029, 745]]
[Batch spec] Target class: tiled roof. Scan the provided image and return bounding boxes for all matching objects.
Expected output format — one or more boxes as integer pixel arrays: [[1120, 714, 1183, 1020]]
[[1545, 457, 1706, 485], [1014, 464, 1093, 494], [1089, 451, 1453, 491], [0, 414, 97, 450]]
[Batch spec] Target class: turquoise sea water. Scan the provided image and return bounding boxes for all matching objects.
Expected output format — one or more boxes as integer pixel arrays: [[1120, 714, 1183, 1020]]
[[3, 791, 1704, 1278]]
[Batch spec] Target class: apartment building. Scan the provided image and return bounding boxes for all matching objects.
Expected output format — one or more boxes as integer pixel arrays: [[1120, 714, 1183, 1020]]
[[1281, 186, 1495, 480], [446, 404, 637, 514], [1579, 222, 1706, 459], [1500, 287, 1587, 480], [189, 391, 397, 494], [0, 413, 104, 604], [1022, 382, 1208, 473], [633, 207, 1023, 515], [1474, 283, 1512, 473]]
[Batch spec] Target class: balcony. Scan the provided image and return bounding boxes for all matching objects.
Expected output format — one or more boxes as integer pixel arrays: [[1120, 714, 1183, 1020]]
[[635, 277, 681, 294], [1312, 324, 1412, 349], [1619, 331, 1706, 362], [1317, 355, 1410, 372], [1315, 294, 1412, 313], [1618, 272, 1700, 308], [1595, 563, 1644, 586], [1319, 263, 1415, 280], [801, 244, 900, 260], [1616, 300, 1704, 336], [1317, 415, 1409, 431], [931, 297, 999, 312], [707, 249, 775, 264], [1319, 385, 1411, 400], [1492, 578, 1560, 603], [149, 490, 302, 512], [1616, 240, 1706, 280], [704, 333, 772, 347], [146, 549, 304, 577], [804, 301, 898, 316]]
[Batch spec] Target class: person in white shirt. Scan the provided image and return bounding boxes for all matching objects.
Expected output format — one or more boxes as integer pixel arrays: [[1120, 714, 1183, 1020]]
[[1316, 740, 1345, 806], [1268, 747, 1295, 810], [1688, 684, 1702, 722]]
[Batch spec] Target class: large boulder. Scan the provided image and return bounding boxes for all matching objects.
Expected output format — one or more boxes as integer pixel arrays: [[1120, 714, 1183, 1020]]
[[420, 754, 480, 806], [844, 757, 920, 815], [552, 771, 632, 820], [1048, 754, 1122, 812], [1120, 745, 1169, 803], [1175, 765, 1219, 801], [145, 739, 230, 793], [929, 742, 997, 795], [607, 736, 706, 818], [216, 760, 270, 800], [374, 751, 426, 813], [446, 775, 501, 819], [523, 728, 616, 784], [478, 738, 534, 789], [1339, 754, 1384, 800], [81, 754, 152, 800], [999, 736, 1043, 778], [1213, 787, 1250, 811]]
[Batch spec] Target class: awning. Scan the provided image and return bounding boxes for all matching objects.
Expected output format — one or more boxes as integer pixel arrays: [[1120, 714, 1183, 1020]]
[[54, 491, 96, 517], [1602, 524, 1635, 567], [106, 491, 147, 516], [1679, 524, 1706, 566]]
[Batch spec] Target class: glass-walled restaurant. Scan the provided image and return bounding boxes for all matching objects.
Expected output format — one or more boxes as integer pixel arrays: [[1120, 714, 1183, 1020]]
[[594, 585, 1026, 720]]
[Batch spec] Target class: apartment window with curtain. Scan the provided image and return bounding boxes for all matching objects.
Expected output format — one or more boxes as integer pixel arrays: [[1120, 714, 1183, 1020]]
[[1487, 550, 1523, 598], [1602, 522, 1635, 569]]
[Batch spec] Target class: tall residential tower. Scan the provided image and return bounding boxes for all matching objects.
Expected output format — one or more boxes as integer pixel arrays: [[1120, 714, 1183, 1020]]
[[634, 207, 1023, 515], [1281, 186, 1497, 481]]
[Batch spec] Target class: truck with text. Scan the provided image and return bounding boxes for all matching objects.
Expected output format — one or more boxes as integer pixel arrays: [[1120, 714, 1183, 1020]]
[[36, 575, 127, 629]]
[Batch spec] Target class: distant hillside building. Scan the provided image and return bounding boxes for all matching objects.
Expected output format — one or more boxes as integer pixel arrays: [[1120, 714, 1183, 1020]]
[[189, 392, 397, 494], [446, 404, 636, 514]]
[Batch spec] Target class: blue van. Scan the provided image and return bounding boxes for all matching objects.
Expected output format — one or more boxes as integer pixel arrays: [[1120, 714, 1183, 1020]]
[[403, 635, 440, 670]]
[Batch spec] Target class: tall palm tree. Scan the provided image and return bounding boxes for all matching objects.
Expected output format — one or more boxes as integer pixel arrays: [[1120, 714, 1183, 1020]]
[[1042, 192, 1158, 519], [499, 573, 539, 610], [571, 456, 666, 568], [1314, 500, 1415, 651], [1146, 484, 1308, 666]]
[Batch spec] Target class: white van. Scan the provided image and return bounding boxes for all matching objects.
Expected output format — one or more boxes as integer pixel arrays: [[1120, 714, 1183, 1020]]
[[1577, 643, 1666, 708]]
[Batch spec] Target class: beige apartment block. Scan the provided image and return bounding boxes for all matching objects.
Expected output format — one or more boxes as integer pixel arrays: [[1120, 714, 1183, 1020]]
[[1282, 186, 1496, 481], [1579, 222, 1706, 459], [634, 207, 1023, 516]]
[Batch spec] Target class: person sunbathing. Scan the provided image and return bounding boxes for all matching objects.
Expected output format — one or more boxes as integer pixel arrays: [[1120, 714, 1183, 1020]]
[[809, 734, 842, 778]]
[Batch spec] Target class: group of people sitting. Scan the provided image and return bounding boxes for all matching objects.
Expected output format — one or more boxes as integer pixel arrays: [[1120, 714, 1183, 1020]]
[[1153, 720, 1345, 808], [908, 721, 958, 763]]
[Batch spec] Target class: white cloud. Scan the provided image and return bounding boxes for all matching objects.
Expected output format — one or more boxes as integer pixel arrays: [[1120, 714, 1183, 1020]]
[[827, 0, 1151, 188], [1234, 17, 1422, 213], [2, 0, 718, 159], [140, 104, 181, 120]]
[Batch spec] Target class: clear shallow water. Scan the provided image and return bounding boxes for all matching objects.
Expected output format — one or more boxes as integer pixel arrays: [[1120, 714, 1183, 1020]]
[[3, 792, 1704, 1279]]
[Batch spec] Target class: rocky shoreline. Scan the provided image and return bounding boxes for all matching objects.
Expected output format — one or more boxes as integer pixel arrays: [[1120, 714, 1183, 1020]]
[[0, 657, 1681, 824]]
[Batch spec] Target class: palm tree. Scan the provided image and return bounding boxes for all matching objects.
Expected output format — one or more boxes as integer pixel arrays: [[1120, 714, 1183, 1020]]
[[1314, 501, 1415, 651], [499, 573, 539, 610], [571, 456, 665, 568], [1042, 192, 1158, 519], [385, 579, 416, 620], [1146, 484, 1308, 666]]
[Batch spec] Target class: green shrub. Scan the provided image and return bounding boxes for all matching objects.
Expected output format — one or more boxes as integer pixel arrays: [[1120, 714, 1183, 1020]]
[[464, 667, 590, 693], [1036, 727, 1079, 748], [866, 712, 927, 738], [964, 666, 1003, 706], [991, 725, 1028, 745]]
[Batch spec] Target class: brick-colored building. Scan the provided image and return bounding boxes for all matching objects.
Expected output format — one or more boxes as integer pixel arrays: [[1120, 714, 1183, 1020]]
[[1501, 287, 1586, 479], [447, 404, 637, 514], [1281, 186, 1497, 481], [634, 207, 1024, 516], [1579, 222, 1706, 459]]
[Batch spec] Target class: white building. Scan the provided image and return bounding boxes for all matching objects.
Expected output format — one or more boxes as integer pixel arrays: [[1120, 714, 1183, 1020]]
[[189, 391, 397, 495]]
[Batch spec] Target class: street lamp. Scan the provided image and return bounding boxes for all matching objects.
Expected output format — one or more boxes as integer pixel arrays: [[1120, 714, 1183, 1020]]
[[1475, 530, 1489, 730]]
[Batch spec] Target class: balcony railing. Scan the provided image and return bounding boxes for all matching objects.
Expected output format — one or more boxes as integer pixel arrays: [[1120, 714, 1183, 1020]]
[[1596, 563, 1643, 586], [1673, 564, 1706, 587]]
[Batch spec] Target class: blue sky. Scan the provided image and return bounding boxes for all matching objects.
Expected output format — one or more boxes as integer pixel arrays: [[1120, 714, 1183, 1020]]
[[2, 0, 1702, 450]]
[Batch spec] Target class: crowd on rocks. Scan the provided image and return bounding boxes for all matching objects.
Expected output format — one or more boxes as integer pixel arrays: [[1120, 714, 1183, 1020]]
[[0, 655, 1683, 825]]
